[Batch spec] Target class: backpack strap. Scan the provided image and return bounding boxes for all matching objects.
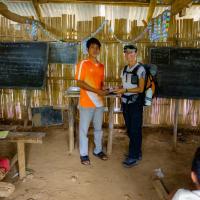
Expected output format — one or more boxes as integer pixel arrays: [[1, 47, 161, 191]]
[[123, 65, 128, 76], [132, 63, 147, 103], [123, 63, 142, 76], [132, 64, 142, 75], [129, 63, 144, 85]]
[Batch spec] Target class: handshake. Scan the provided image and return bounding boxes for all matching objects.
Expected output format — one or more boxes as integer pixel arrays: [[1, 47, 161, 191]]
[[96, 86, 123, 96]]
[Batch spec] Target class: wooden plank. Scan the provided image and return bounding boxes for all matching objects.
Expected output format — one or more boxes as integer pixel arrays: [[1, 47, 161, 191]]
[[5, 132, 46, 144], [38, 0, 154, 6], [7, 0, 174, 4], [107, 97, 114, 155], [17, 142, 26, 179], [152, 179, 168, 200], [173, 100, 179, 151], [24, 91, 31, 128], [68, 98, 75, 154], [0, 125, 17, 131], [10, 154, 18, 169]]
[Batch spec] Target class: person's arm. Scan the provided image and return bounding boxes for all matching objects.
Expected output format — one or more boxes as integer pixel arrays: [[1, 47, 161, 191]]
[[77, 80, 108, 96], [114, 77, 145, 94]]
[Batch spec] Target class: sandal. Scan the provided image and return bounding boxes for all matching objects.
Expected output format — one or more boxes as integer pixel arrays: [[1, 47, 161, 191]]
[[80, 156, 90, 165], [93, 151, 108, 160]]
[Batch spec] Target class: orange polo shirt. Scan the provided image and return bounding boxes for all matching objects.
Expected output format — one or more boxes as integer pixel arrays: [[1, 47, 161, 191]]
[[75, 59, 104, 108]]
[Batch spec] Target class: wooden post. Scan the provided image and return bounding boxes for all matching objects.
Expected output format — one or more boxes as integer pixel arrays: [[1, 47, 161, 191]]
[[173, 99, 179, 151], [107, 97, 114, 155], [10, 154, 18, 169], [24, 90, 31, 128], [68, 98, 75, 154], [146, 0, 157, 24], [17, 142, 26, 179], [63, 109, 68, 129], [75, 105, 79, 149]]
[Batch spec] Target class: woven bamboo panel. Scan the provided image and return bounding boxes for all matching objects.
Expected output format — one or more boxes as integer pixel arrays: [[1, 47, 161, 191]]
[[0, 15, 200, 127]]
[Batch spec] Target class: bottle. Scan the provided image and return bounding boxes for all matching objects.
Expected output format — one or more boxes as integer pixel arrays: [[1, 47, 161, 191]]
[[144, 88, 153, 106]]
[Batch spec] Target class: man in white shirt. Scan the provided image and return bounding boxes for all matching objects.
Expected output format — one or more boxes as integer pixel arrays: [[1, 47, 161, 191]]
[[171, 147, 200, 200], [172, 189, 200, 200]]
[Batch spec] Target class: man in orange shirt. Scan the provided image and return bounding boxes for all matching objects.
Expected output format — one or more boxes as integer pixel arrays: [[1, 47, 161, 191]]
[[75, 37, 109, 165]]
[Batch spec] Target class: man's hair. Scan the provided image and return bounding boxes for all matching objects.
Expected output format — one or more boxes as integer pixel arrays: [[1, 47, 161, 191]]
[[86, 37, 101, 49], [123, 44, 137, 53], [192, 147, 200, 183]]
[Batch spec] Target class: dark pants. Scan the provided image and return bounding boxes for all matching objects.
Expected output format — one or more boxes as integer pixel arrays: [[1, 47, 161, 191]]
[[122, 97, 143, 159]]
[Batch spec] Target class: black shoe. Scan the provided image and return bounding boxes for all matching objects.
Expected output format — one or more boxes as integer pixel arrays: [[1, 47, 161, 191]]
[[124, 153, 142, 161], [122, 158, 139, 168]]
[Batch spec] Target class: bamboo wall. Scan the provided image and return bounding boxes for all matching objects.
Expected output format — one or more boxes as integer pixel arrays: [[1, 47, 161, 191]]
[[0, 15, 200, 127]]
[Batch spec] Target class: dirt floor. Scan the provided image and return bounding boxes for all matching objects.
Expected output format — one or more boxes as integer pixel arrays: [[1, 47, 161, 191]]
[[2, 126, 200, 200]]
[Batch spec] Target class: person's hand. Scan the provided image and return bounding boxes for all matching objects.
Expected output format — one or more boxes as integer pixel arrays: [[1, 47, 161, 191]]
[[102, 86, 109, 90], [97, 89, 109, 96], [113, 88, 126, 94]]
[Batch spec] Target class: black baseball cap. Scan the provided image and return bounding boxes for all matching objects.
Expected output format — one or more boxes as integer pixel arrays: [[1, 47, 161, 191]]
[[123, 44, 137, 53]]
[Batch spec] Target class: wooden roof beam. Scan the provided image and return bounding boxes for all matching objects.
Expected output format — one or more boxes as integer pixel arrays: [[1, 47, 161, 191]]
[[39, 0, 148, 3], [146, 0, 157, 23], [0, 2, 33, 24], [38, 0, 149, 6], [31, 0, 60, 38], [0, 2, 61, 39], [4, 0, 173, 6], [171, 0, 193, 16], [32, 0, 42, 21]]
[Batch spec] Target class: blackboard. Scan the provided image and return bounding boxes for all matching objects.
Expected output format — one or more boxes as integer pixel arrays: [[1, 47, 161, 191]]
[[31, 106, 63, 127], [0, 42, 49, 89], [150, 47, 200, 99], [48, 42, 78, 64]]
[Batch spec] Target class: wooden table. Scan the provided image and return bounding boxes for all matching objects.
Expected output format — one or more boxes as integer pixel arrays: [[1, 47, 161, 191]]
[[66, 94, 116, 155], [1, 132, 46, 179]]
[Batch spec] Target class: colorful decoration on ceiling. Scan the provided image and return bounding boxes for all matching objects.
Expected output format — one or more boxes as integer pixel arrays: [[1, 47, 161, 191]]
[[25, 8, 171, 50], [148, 10, 171, 42]]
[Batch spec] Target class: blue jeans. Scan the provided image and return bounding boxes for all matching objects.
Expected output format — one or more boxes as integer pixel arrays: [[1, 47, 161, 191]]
[[79, 106, 104, 156], [122, 96, 143, 159]]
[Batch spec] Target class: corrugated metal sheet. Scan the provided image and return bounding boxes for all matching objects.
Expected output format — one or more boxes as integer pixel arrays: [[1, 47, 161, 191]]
[[39, 3, 168, 25], [39, 4, 199, 25], [0, 1, 199, 25]]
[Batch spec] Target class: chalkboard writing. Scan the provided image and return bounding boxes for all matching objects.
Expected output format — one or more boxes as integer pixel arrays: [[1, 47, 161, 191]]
[[48, 42, 78, 64], [0, 42, 49, 89], [150, 47, 200, 99], [31, 106, 63, 127], [150, 47, 170, 64]]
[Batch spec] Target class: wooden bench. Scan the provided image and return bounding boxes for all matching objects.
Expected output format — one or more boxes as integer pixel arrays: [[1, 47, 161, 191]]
[[1, 132, 46, 179]]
